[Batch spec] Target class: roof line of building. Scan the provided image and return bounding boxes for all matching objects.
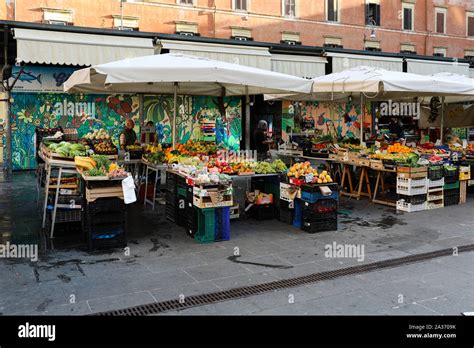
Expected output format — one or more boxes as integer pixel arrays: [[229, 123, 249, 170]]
[[0, 20, 471, 65]]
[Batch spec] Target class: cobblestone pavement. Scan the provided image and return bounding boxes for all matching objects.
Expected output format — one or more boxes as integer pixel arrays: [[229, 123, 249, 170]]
[[0, 172, 473, 315]]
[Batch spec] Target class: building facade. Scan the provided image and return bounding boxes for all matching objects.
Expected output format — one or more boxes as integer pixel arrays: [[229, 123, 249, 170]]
[[2, 0, 474, 59]]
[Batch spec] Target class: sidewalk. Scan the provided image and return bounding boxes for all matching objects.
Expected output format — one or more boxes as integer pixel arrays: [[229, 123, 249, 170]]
[[0, 172, 473, 315]]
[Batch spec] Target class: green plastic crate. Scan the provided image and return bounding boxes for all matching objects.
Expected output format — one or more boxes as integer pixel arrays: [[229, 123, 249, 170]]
[[443, 181, 460, 190], [194, 208, 216, 243], [177, 186, 187, 198]]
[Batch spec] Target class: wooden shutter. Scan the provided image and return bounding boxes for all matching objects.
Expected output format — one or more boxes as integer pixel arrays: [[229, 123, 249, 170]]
[[468, 16, 474, 36], [436, 12, 444, 33], [375, 4, 381, 26]]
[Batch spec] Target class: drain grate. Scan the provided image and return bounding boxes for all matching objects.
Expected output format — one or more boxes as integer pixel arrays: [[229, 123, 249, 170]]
[[96, 244, 474, 316]]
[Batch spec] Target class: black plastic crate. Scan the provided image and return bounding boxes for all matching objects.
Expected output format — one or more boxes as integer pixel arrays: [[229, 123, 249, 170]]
[[301, 219, 338, 233], [249, 204, 275, 220], [428, 166, 443, 181], [88, 212, 126, 226], [280, 199, 295, 211], [399, 194, 427, 205], [87, 198, 125, 215], [444, 194, 459, 206], [302, 198, 338, 213], [302, 209, 337, 223], [279, 209, 295, 224], [300, 183, 339, 193], [443, 167, 459, 183]]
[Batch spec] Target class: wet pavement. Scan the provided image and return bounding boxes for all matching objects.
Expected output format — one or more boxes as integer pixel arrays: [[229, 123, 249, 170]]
[[0, 171, 473, 315]]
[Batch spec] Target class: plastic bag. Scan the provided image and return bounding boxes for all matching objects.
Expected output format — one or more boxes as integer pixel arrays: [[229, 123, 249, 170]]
[[122, 175, 137, 204]]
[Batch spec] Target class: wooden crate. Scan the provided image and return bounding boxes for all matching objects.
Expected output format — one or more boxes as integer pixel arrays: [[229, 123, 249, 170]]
[[397, 166, 427, 179], [193, 194, 233, 208], [358, 159, 370, 167], [369, 159, 384, 170], [86, 186, 124, 202]]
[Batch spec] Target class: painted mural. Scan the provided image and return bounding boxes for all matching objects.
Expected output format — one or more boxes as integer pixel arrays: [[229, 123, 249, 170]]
[[144, 95, 242, 150], [282, 100, 371, 141], [10, 93, 140, 170]]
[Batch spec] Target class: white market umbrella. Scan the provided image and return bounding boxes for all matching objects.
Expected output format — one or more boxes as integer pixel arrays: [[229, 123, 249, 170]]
[[64, 53, 313, 148], [266, 66, 474, 144]]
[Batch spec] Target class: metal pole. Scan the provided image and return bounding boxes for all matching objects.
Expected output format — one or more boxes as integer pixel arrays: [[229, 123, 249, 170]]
[[172, 82, 178, 149], [4, 89, 11, 174], [245, 86, 250, 151], [120, 0, 124, 30], [440, 96, 445, 143], [360, 93, 364, 146]]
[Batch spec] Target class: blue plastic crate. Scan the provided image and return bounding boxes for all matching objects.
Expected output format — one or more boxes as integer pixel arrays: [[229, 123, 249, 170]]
[[293, 199, 302, 228], [215, 207, 230, 241], [301, 190, 339, 204]]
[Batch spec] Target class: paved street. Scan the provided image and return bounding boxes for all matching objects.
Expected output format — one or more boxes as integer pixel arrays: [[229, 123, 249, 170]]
[[0, 172, 473, 316]]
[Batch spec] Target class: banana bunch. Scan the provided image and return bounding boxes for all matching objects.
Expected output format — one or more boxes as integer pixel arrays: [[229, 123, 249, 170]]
[[75, 156, 97, 171]]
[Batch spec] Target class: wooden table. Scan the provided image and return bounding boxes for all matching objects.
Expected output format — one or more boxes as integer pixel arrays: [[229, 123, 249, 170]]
[[371, 167, 397, 207]]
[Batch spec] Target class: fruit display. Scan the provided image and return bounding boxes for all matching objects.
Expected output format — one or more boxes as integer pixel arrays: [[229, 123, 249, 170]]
[[272, 159, 287, 172], [126, 145, 142, 151], [83, 129, 110, 141], [93, 141, 117, 155], [144, 152, 165, 165], [144, 144, 162, 154], [253, 161, 276, 174], [230, 162, 254, 175], [287, 162, 318, 178], [48, 142, 87, 158], [91, 155, 111, 172], [74, 156, 96, 171], [387, 143, 412, 154], [287, 162, 333, 183], [108, 165, 128, 179]]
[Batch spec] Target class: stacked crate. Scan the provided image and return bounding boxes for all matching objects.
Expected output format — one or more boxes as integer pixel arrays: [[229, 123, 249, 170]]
[[427, 166, 444, 209], [396, 167, 428, 212], [443, 166, 460, 206], [82, 181, 127, 251], [165, 171, 178, 223], [300, 183, 339, 233]]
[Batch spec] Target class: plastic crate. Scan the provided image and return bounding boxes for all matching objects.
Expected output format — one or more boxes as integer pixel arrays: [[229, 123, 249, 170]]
[[400, 194, 427, 205], [88, 212, 126, 226], [443, 167, 459, 184], [444, 194, 460, 206], [249, 204, 275, 220], [428, 178, 444, 188], [428, 166, 443, 181], [396, 177, 428, 196], [177, 186, 187, 198], [301, 190, 339, 204], [428, 201, 444, 209], [215, 207, 230, 242], [300, 183, 339, 193], [443, 181, 460, 190], [87, 198, 125, 215], [293, 199, 302, 228], [302, 198, 338, 213], [194, 208, 216, 244], [396, 200, 427, 212], [279, 209, 295, 224], [302, 209, 337, 223], [301, 220, 338, 233]]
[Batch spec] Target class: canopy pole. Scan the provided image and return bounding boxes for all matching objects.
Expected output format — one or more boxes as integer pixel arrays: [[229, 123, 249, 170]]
[[440, 96, 445, 143], [245, 86, 250, 151], [4, 89, 11, 174], [172, 82, 178, 149], [360, 93, 364, 146]]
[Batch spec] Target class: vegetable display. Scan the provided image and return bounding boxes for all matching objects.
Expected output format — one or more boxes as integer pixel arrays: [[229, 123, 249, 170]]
[[91, 155, 111, 172], [84, 129, 110, 141], [48, 142, 87, 158]]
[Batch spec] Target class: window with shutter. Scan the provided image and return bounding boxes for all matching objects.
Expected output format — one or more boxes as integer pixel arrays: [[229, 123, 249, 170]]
[[234, 0, 248, 11], [403, 7, 413, 30], [327, 0, 338, 22], [468, 16, 474, 37], [366, 3, 380, 26], [436, 12, 444, 33]]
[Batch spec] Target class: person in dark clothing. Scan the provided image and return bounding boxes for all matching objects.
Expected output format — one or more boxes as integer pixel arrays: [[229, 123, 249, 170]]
[[388, 118, 404, 140], [141, 121, 157, 144], [120, 118, 138, 150], [254, 120, 271, 161]]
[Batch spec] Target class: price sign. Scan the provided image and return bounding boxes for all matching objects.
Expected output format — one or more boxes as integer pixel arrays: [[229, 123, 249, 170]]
[[305, 173, 314, 183]]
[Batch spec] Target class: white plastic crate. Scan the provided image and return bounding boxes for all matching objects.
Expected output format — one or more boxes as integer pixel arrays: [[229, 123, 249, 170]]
[[396, 200, 427, 212], [428, 178, 444, 188], [428, 193, 443, 201], [428, 201, 444, 210], [396, 177, 428, 196]]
